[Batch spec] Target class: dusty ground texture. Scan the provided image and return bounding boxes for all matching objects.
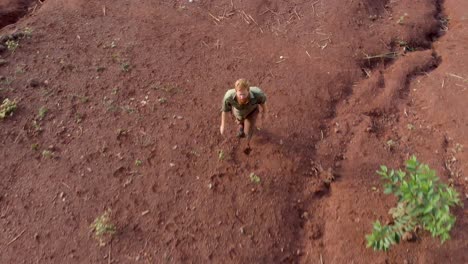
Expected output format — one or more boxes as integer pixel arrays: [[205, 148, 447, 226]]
[[0, 0, 467, 263]]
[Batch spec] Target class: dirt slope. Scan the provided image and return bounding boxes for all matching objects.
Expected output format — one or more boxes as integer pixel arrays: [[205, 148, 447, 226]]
[[0, 0, 466, 263]]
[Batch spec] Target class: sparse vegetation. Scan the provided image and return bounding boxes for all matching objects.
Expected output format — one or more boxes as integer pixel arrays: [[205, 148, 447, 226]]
[[38, 106, 48, 120], [41, 150, 53, 159], [218, 150, 224, 161], [397, 13, 409, 25], [121, 62, 131, 72], [0, 98, 17, 119], [6, 40, 19, 52], [250, 173, 261, 184], [90, 210, 116, 246], [31, 143, 39, 151], [366, 156, 461, 251], [23, 27, 33, 37], [135, 159, 143, 166]]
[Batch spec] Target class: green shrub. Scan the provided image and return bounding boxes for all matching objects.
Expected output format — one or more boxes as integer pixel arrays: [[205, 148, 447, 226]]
[[366, 156, 461, 251]]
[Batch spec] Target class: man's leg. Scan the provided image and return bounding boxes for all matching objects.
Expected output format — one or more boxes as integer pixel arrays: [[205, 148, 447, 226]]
[[244, 109, 259, 146], [235, 118, 245, 138]]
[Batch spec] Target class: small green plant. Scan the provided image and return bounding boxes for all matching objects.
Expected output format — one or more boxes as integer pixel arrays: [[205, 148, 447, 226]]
[[31, 143, 39, 151], [6, 40, 19, 52], [23, 27, 33, 37], [38, 106, 48, 120], [135, 159, 142, 166], [366, 156, 461, 251], [121, 62, 131, 72], [0, 98, 17, 119], [250, 173, 261, 184], [158, 97, 167, 104], [32, 120, 42, 132], [397, 13, 409, 25], [90, 210, 116, 246], [218, 150, 224, 161], [42, 150, 53, 159]]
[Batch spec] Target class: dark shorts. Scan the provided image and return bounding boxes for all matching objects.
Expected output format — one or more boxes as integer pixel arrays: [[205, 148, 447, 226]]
[[234, 107, 259, 123]]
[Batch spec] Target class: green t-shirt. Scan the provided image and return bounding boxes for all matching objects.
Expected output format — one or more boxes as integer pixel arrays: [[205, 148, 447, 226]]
[[221, 86, 267, 120]]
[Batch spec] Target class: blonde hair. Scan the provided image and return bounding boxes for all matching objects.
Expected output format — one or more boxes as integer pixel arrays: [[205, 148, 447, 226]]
[[235, 78, 250, 91]]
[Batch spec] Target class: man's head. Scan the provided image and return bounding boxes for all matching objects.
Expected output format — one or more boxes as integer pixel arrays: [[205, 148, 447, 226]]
[[235, 78, 250, 105]]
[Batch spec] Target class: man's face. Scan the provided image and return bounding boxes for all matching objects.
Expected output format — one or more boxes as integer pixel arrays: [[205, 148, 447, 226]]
[[236, 88, 249, 105]]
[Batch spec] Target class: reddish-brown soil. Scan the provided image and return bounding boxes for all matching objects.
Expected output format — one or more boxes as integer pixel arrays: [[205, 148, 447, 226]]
[[0, 0, 467, 263]]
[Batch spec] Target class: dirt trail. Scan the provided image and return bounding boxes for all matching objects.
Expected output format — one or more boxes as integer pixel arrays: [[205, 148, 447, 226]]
[[0, 0, 466, 263]]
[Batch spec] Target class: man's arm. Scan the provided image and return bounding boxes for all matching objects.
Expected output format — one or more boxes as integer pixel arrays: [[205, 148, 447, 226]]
[[259, 103, 267, 118], [220, 111, 227, 135]]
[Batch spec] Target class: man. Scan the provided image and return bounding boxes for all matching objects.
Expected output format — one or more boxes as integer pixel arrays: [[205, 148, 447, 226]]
[[219, 79, 267, 148]]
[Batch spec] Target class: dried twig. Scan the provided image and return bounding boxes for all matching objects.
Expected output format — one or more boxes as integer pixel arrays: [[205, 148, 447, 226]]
[[209, 12, 221, 22], [108, 242, 112, 264], [363, 52, 398, 60], [7, 229, 26, 246], [238, 11, 251, 24], [311, 1, 320, 16], [261, 6, 279, 16], [248, 14, 258, 25], [102, 6, 106, 16], [293, 7, 301, 20], [306, 50, 311, 58]]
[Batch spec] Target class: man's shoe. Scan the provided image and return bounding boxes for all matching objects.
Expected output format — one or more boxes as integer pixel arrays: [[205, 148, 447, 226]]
[[237, 126, 245, 138]]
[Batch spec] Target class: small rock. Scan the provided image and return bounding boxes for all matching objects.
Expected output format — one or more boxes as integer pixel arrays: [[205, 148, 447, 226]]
[[169, 163, 175, 167], [0, 59, 7, 67], [29, 79, 41, 87]]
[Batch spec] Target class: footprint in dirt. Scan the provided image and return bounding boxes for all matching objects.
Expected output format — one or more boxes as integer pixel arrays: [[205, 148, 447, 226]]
[[243, 147, 252, 155]]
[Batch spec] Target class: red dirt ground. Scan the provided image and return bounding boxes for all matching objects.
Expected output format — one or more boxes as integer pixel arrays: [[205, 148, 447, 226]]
[[0, 0, 466, 263]]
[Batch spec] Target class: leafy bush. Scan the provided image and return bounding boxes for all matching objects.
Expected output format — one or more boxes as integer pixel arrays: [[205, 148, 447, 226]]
[[366, 156, 461, 251]]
